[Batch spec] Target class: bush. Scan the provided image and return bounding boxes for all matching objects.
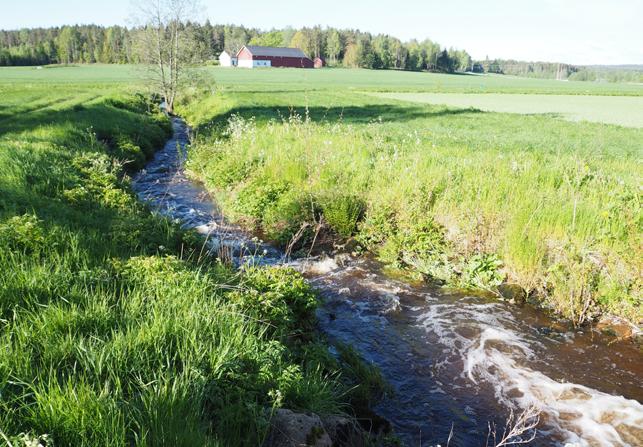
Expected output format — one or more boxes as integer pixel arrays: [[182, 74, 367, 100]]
[[231, 266, 319, 335], [459, 253, 505, 290], [262, 189, 316, 246], [233, 176, 291, 222], [321, 194, 365, 238], [0, 214, 46, 254], [63, 154, 135, 211], [113, 134, 145, 168]]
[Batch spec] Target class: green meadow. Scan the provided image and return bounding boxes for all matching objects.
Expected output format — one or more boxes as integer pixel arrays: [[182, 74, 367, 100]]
[[4, 64, 643, 95], [0, 72, 381, 446], [0, 64, 641, 445], [179, 68, 642, 325]]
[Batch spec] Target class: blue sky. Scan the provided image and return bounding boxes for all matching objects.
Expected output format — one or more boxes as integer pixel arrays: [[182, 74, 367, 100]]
[[3, 0, 642, 65]]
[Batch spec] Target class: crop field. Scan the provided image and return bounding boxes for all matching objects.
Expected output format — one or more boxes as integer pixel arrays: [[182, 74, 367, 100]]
[[372, 92, 643, 127], [3, 64, 643, 95]]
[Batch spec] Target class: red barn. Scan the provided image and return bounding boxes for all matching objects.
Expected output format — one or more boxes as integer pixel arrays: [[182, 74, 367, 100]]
[[236, 45, 313, 68]]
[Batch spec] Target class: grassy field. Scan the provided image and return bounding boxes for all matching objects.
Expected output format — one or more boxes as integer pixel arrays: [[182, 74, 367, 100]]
[[180, 74, 642, 325], [372, 92, 643, 127], [0, 77, 384, 445], [3, 64, 643, 95], [0, 64, 641, 444]]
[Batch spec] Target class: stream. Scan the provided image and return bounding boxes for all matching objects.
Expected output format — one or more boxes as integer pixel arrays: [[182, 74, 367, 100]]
[[132, 117, 643, 447]]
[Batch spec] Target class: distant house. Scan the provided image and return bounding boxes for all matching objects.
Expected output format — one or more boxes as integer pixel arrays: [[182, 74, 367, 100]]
[[313, 57, 325, 69], [236, 45, 313, 68], [219, 51, 237, 67]]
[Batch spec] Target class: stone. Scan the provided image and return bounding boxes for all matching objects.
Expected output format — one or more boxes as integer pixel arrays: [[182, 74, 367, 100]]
[[498, 283, 527, 304], [264, 409, 332, 447], [322, 416, 367, 447], [595, 315, 638, 340]]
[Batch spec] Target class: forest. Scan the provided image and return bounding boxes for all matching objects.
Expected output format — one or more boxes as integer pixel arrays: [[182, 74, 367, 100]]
[[0, 23, 479, 73], [473, 58, 643, 83], [3, 23, 641, 82]]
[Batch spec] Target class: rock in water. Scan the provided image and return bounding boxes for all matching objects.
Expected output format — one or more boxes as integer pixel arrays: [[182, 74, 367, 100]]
[[498, 283, 527, 304], [322, 416, 366, 447], [264, 409, 332, 447]]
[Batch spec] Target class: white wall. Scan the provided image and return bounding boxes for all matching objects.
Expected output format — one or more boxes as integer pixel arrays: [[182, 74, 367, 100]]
[[237, 58, 271, 68], [219, 52, 237, 67], [237, 57, 253, 68]]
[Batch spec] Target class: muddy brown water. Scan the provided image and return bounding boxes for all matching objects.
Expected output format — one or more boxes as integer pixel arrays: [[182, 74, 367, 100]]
[[132, 118, 643, 447]]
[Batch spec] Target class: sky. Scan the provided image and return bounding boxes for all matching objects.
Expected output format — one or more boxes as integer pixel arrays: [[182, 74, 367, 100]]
[[2, 0, 642, 65]]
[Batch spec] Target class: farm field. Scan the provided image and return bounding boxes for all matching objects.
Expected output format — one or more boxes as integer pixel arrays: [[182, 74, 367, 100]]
[[372, 92, 643, 127], [3, 64, 643, 95]]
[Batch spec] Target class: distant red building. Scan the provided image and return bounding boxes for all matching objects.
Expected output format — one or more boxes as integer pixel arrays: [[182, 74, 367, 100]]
[[313, 57, 325, 69], [236, 45, 313, 68]]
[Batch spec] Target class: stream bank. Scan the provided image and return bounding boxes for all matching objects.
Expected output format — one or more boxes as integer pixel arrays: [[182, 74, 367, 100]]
[[133, 117, 643, 447]]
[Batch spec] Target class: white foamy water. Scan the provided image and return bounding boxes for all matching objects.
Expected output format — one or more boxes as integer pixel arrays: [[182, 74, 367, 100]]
[[418, 303, 643, 446]]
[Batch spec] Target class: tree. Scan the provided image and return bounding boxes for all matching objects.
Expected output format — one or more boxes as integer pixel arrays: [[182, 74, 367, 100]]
[[326, 29, 341, 65], [343, 43, 360, 68], [422, 40, 440, 70], [373, 35, 394, 68], [405, 40, 425, 71], [132, 0, 204, 114], [56, 26, 79, 64], [289, 30, 312, 57], [249, 30, 284, 47], [436, 49, 453, 72]]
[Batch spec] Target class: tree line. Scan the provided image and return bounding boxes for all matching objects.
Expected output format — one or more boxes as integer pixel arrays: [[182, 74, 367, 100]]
[[2, 23, 641, 82], [471, 58, 643, 83], [0, 23, 471, 72]]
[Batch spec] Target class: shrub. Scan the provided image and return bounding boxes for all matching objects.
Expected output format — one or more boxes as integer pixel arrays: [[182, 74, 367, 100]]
[[262, 189, 316, 246], [113, 134, 145, 168], [231, 266, 319, 335], [321, 194, 365, 238], [63, 154, 135, 211], [459, 253, 505, 290], [356, 204, 398, 249], [203, 151, 259, 189], [545, 240, 603, 325], [0, 214, 46, 254], [233, 176, 290, 222]]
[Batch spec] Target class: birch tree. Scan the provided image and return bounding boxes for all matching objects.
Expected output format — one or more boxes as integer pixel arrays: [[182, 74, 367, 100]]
[[132, 0, 203, 114]]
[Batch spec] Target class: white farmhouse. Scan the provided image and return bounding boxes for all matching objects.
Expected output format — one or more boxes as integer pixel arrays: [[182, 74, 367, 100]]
[[219, 51, 237, 67]]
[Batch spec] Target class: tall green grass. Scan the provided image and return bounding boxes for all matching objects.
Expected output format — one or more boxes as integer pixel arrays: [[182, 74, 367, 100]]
[[184, 90, 641, 324], [0, 86, 361, 445]]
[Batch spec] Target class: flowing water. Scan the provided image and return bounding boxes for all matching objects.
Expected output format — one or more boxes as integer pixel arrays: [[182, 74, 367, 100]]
[[132, 118, 643, 447]]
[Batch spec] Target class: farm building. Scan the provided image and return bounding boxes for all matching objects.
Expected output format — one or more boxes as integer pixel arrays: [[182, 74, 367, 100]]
[[314, 57, 325, 68], [236, 45, 313, 68], [219, 51, 237, 67]]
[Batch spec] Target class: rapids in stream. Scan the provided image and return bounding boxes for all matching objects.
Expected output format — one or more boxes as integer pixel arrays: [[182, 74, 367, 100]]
[[132, 118, 643, 446]]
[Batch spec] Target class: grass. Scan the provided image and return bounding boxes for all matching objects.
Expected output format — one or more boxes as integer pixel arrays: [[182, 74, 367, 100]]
[[0, 81, 374, 445], [0, 64, 641, 444], [371, 92, 643, 127], [3, 64, 643, 95], [181, 85, 642, 325]]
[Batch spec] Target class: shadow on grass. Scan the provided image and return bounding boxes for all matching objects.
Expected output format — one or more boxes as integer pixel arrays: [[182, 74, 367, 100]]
[[0, 103, 127, 136], [195, 103, 482, 137], [0, 99, 177, 287]]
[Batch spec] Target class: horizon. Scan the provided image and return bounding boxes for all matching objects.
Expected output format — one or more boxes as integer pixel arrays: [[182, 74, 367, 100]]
[[2, 0, 642, 65]]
